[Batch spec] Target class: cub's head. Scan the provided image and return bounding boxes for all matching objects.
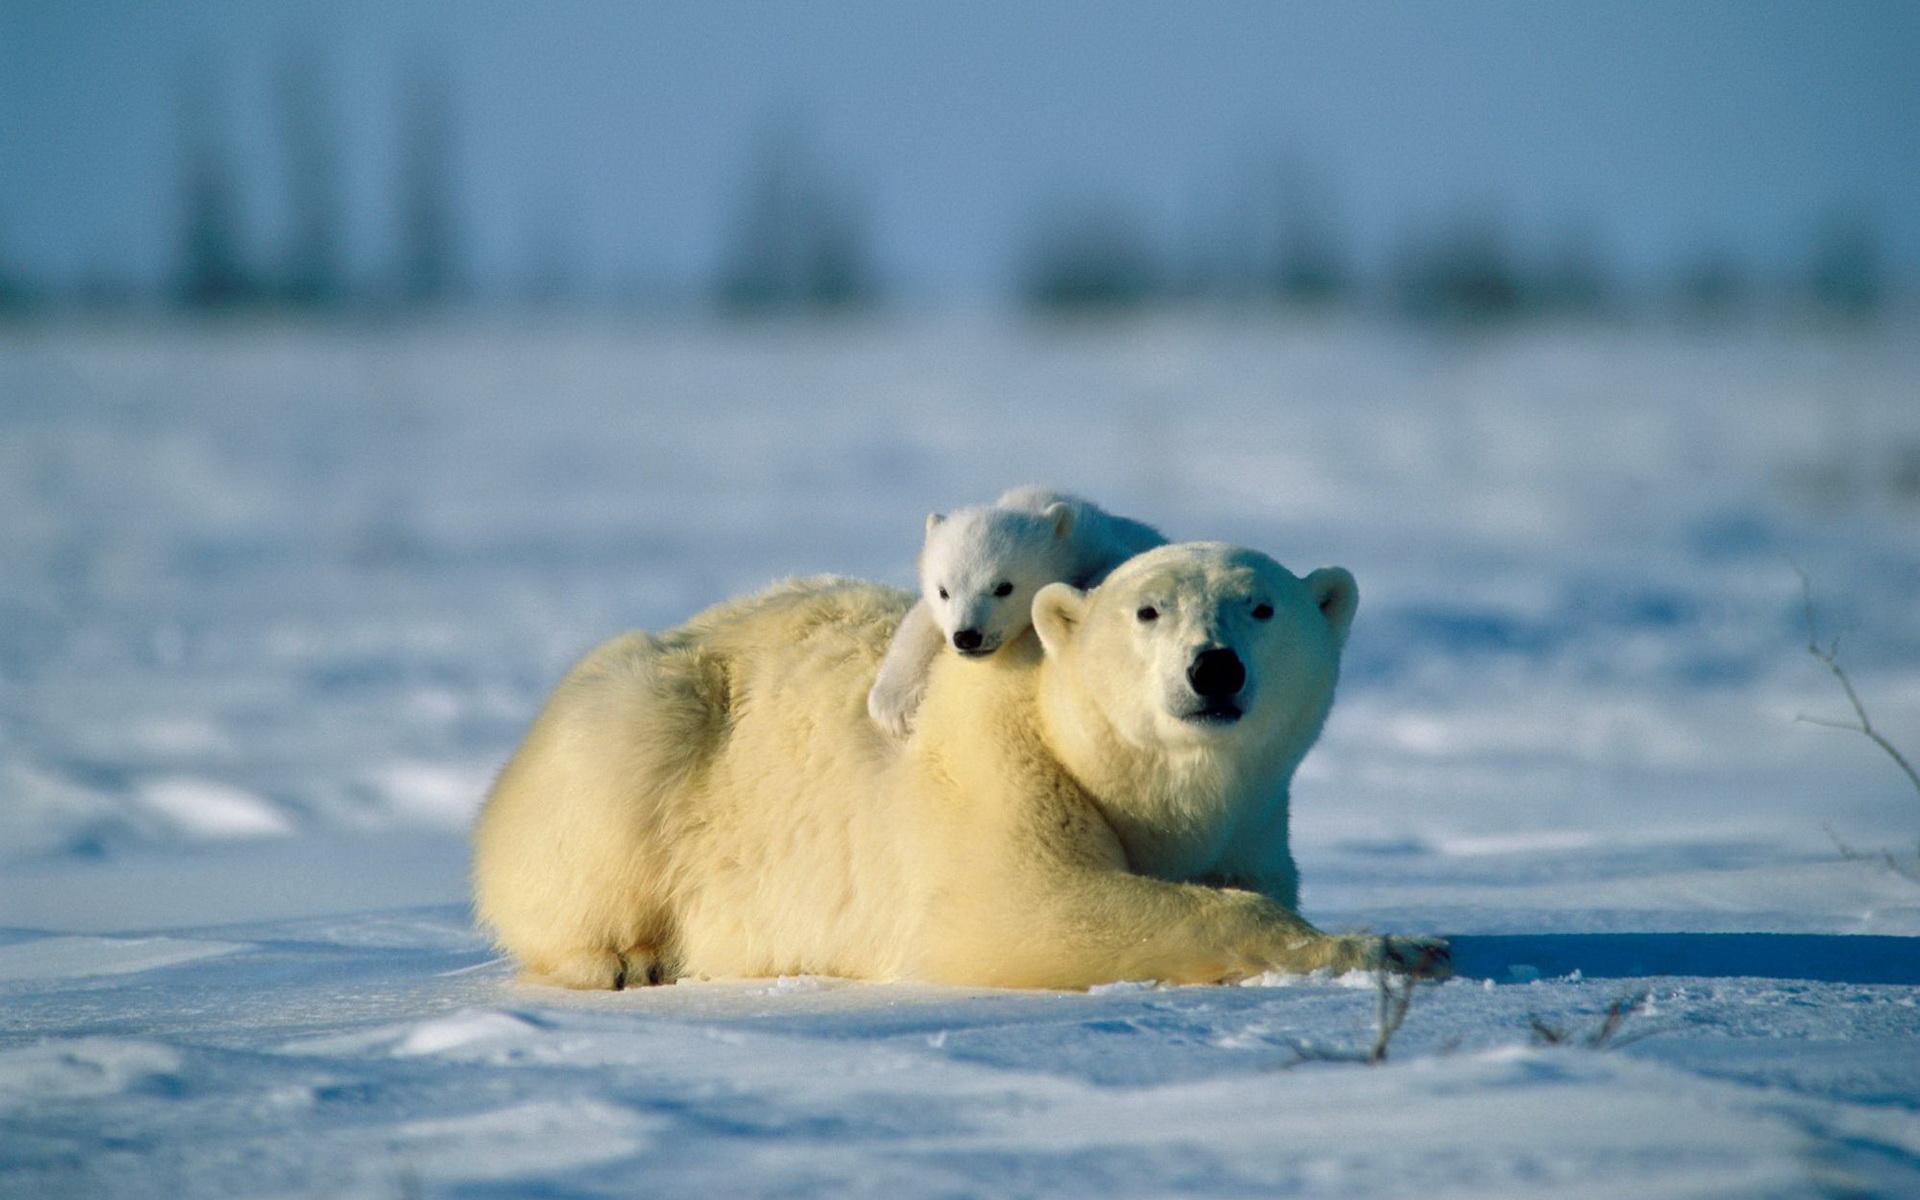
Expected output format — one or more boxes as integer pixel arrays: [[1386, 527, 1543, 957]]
[[1032, 542, 1357, 756], [920, 502, 1079, 657]]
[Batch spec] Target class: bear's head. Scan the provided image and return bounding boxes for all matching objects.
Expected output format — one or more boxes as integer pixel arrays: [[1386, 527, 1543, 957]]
[[1036, 545, 1351, 806], [919, 502, 1080, 658]]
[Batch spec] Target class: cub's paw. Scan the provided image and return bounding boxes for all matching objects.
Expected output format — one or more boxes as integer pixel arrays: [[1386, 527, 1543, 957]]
[[866, 678, 926, 740]]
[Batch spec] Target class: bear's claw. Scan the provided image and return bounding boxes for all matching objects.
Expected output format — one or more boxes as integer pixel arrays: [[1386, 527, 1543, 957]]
[[1321, 934, 1452, 980], [1378, 935, 1452, 980]]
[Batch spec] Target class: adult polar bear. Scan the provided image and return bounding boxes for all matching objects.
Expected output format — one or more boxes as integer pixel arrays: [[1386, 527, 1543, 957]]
[[472, 542, 1447, 989]]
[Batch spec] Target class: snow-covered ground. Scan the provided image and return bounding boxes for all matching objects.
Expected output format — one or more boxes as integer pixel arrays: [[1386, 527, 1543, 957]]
[[3, 314, 1918, 1196]]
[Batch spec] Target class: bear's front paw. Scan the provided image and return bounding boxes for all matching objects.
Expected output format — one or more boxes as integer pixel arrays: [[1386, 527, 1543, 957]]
[[1327, 934, 1452, 981], [866, 678, 926, 740]]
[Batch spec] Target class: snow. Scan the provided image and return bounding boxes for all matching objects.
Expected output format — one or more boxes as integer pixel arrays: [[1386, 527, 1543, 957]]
[[0, 1040, 183, 1111], [137, 777, 294, 839], [2, 314, 1918, 1195], [0, 935, 247, 983]]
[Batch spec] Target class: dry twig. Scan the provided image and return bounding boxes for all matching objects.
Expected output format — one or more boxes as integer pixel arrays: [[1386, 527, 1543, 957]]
[[1793, 566, 1920, 880], [1284, 937, 1447, 1068], [1825, 822, 1920, 885], [1528, 989, 1652, 1050], [1793, 566, 1920, 798], [1367, 940, 1421, 1063]]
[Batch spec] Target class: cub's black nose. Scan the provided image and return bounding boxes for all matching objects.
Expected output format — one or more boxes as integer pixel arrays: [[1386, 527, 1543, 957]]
[[953, 629, 984, 652], [1187, 647, 1246, 698]]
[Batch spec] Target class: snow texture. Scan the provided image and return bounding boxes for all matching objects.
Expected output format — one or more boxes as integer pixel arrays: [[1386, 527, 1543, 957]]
[[2, 316, 1918, 1196]]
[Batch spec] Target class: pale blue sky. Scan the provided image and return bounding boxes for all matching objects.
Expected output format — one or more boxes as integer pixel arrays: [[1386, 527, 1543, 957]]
[[3, 0, 1916, 298]]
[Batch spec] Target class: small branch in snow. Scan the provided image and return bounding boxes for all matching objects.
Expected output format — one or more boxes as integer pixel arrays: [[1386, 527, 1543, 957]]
[[1793, 566, 1920, 799], [1368, 939, 1421, 1064], [1794, 565, 1920, 883], [1586, 990, 1649, 1048], [1526, 1016, 1568, 1046], [1528, 989, 1651, 1050], [1825, 823, 1920, 885], [1284, 936, 1446, 1068]]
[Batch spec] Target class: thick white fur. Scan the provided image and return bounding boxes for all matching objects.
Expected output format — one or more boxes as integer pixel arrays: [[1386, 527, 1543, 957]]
[[866, 486, 1166, 737], [471, 543, 1447, 990]]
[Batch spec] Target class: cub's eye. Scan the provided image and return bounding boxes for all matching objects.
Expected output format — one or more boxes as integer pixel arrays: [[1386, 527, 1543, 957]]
[[1251, 603, 1274, 621], [1136, 606, 1159, 623], [937, 587, 949, 600], [992, 582, 1014, 598]]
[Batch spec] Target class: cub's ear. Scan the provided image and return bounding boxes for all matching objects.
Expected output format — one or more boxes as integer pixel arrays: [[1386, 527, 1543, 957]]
[[1032, 582, 1086, 655], [1043, 501, 1076, 541], [925, 511, 945, 537], [1305, 567, 1358, 648]]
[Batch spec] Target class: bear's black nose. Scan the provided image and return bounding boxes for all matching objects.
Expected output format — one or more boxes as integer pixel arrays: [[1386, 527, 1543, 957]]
[[1187, 647, 1246, 698], [953, 629, 984, 652]]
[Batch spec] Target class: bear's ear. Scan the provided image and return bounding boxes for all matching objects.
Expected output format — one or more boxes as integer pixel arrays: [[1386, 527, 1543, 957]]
[[1305, 567, 1358, 648], [1032, 582, 1086, 655], [925, 511, 945, 538], [1042, 501, 1076, 541]]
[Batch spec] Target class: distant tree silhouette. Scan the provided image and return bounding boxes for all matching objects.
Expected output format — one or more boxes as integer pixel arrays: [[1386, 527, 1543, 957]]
[[1174, 157, 1346, 308], [74, 270, 139, 313], [279, 43, 345, 308], [718, 136, 794, 311], [717, 128, 874, 313], [1806, 210, 1884, 320], [1673, 246, 1750, 320], [1390, 216, 1523, 323], [800, 195, 872, 309], [397, 57, 460, 304], [1169, 184, 1229, 301], [518, 190, 577, 306], [0, 211, 30, 314], [1535, 222, 1610, 315], [1266, 160, 1347, 305], [1019, 201, 1158, 312], [175, 64, 254, 309]]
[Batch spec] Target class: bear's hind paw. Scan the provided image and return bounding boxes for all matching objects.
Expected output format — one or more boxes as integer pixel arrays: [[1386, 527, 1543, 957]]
[[522, 946, 673, 991]]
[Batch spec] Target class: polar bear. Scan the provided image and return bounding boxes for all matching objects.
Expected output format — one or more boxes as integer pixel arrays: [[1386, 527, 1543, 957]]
[[866, 486, 1166, 737], [470, 542, 1446, 990]]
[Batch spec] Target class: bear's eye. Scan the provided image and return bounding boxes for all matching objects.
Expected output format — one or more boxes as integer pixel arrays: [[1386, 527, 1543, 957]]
[[1136, 605, 1159, 623], [937, 587, 949, 600], [992, 582, 1014, 598], [1251, 603, 1274, 621]]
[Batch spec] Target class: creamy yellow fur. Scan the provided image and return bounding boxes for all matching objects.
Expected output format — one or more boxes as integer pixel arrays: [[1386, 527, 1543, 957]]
[[471, 546, 1446, 990]]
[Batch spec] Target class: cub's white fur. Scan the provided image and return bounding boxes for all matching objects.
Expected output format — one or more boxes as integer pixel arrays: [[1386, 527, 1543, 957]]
[[866, 486, 1166, 737], [470, 542, 1448, 990]]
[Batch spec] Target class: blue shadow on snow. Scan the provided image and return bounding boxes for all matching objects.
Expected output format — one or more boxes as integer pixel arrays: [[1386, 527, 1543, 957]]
[[1448, 933, 1920, 986]]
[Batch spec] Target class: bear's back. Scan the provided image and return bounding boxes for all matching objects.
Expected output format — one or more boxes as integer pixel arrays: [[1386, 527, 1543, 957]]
[[682, 575, 912, 699]]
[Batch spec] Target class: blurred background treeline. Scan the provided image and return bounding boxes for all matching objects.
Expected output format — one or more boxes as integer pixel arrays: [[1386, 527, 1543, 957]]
[[0, 1, 1914, 324]]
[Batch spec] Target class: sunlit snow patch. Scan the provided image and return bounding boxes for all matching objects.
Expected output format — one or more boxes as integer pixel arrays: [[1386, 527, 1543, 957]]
[[139, 777, 293, 839], [0, 934, 248, 981], [1238, 968, 1382, 989], [282, 1008, 546, 1059], [1435, 829, 1600, 856], [385, 1100, 659, 1181], [393, 1010, 545, 1057], [368, 762, 493, 828], [0, 1038, 182, 1110]]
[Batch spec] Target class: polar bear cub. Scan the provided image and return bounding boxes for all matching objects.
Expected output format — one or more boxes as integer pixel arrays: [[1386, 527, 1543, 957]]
[[866, 486, 1167, 737]]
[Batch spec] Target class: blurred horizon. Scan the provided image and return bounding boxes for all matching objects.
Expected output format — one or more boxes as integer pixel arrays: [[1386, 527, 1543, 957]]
[[3, 1, 1918, 321]]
